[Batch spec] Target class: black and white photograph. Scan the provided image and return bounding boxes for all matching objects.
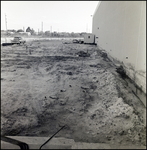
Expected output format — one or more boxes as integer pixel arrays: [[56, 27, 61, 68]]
[[1, 1, 146, 149]]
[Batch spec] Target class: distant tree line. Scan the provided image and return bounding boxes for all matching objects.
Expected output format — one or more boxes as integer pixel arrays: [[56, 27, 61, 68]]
[[2, 27, 87, 37]]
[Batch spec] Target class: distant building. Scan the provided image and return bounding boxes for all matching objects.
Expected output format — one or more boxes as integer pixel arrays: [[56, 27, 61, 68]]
[[84, 33, 95, 44]]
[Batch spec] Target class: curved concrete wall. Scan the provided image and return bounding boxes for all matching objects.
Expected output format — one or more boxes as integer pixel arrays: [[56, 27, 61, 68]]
[[92, 1, 146, 93]]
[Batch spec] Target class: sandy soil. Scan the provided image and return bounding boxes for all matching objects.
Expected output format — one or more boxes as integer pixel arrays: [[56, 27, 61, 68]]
[[1, 39, 146, 147]]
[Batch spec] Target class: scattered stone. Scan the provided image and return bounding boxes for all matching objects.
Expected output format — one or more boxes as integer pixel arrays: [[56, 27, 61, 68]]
[[59, 99, 66, 105], [89, 64, 97, 67], [71, 107, 75, 111], [67, 72, 72, 75], [119, 130, 125, 135], [101, 52, 107, 58], [49, 96, 58, 100], [76, 51, 90, 57], [60, 89, 66, 92], [42, 101, 46, 107], [116, 65, 126, 78], [81, 86, 89, 90], [128, 129, 131, 134], [22, 108, 27, 112], [11, 69, 16, 72], [90, 114, 96, 120], [106, 136, 112, 141], [69, 85, 72, 87], [90, 85, 97, 90]]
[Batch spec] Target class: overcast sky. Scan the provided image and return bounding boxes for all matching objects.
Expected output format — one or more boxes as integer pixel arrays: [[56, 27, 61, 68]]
[[1, 1, 99, 33]]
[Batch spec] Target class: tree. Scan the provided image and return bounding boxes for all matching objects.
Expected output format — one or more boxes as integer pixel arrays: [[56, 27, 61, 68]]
[[26, 27, 35, 35], [45, 31, 50, 36], [31, 28, 35, 35], [26, 27, 31, 32]]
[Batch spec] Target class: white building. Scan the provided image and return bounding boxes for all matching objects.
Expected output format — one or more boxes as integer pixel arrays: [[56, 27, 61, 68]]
[[92, 1, 146, 94], [84, 33, 95, 44]]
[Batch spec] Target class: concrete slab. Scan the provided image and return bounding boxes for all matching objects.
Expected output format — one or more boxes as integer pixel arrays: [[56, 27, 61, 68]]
[[71, 142, 146, 149], [1, 136, 146, 149], [71, 142, 111, 149], [1, 136, 74, 149]]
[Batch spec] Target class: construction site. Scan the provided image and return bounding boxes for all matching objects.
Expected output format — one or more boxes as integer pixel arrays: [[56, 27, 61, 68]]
[[1, 1, 146, 149], [1, 39, 146, 149]]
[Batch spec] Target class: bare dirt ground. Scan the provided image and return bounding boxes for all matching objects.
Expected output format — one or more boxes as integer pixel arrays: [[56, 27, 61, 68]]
[[1, 39, 146, 147]]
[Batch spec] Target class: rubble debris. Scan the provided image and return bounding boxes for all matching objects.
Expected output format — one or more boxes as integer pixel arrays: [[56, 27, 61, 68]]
[[1, 39, 146, 147], [89, 64, 97, 67], [81, 86, 89, 90], [90, 114, 96, 120], [116, 65, 126, 78], [60, 89, 66, 92], [76, 51, 90, 57], [59, 99, 66, 105], [49, 96, 58, 100], [100, 51, 111, 62], [89, 85, 97, 90], [119, 130, 125, 136], [67, 72, 73, 75], [101, 52, 108, 58]]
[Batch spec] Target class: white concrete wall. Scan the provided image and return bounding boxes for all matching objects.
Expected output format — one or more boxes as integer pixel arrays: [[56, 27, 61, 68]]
[[92, 1, 146, 93]]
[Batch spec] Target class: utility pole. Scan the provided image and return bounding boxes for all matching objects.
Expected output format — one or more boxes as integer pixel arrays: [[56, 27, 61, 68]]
[[91, 15, 93, 33], [50, 26, 52, 37], [42, 22, 43, 32], [5, 14, 7, 42], [5, 14, 7, 32]]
